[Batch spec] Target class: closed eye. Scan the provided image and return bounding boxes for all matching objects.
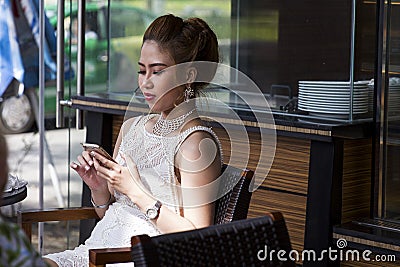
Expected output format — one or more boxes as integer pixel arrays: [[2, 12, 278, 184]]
[[137, 70, 165, 75], [153, 70, 165, 75]]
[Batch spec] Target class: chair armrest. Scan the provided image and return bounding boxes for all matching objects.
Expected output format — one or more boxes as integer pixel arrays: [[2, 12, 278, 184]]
[[89, 247, 131, 267], [17, 207, 99, 241], [266, 211, 284, 221]]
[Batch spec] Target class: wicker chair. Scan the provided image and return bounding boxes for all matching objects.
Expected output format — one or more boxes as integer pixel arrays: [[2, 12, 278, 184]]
[[18, 165, 254, 266], [130, 212, 295, 267]]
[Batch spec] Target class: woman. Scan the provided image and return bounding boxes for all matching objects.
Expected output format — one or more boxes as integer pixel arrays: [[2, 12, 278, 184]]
[[44, 14, 222, 266]]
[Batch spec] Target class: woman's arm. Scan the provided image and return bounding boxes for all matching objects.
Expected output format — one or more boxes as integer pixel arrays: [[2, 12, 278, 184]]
[[130, 131, 221, 233], [90, 117, 139, 218], [70, 149, 112, 218]]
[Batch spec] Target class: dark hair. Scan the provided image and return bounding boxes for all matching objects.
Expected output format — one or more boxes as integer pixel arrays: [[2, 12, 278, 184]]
[[143, 14, 219, 92]]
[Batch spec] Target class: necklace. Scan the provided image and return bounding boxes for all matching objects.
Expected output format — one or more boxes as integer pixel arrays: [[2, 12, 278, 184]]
[[152, 109, 195, 136]]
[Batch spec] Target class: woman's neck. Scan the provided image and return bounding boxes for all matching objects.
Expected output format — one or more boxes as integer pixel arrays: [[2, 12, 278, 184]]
[[161, 102, 196, 119]]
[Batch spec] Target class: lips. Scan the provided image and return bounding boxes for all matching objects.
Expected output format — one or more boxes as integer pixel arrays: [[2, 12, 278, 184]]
[[143, 92, 156, 101]]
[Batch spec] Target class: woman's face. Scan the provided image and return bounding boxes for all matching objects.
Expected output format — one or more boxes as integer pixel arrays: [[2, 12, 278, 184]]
[[138, 40, 184, 113]]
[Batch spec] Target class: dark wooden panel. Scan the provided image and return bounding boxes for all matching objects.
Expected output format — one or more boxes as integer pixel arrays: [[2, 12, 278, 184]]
[[264, 136, 310, 194], [248, 190, 306, 255], [213, 128, 310, 195], [112, 115, 124, 147], [341, 139, 372, 222]]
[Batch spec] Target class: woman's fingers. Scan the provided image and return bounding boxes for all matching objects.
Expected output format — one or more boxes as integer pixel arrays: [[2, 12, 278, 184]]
[[92, 155, 120, 181], [76, 154, 92, 171], [82, 150, 94, 166], [70, 161, 84, 174], [91, 151, 121, 172], [70, 161, 78, 169], [94, 170, 111, 183]]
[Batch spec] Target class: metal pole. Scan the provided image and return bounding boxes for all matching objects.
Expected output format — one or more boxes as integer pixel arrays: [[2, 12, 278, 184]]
[[38, 0, 45, 254], [56, 0, 65, 128], [76, 0, 85, 129], [349, 0, 356, 122]]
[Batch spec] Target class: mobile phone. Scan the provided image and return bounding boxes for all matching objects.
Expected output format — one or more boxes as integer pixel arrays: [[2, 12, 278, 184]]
[[81, 143, 116, 163]]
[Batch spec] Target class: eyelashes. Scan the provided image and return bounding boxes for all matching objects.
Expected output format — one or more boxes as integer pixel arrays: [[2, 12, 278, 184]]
[[137, 70, 165, 75]]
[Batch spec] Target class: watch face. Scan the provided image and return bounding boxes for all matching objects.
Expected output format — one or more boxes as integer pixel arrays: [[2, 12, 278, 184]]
[[147, 208, 158, 219], [146, 200, 161, 219]]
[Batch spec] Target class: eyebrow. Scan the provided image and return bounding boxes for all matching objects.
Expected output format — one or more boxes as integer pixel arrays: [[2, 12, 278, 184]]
[[138, 62, 168, 67]]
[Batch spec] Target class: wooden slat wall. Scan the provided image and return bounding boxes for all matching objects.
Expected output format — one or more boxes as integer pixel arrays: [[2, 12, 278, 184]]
[[250, 190, 307, 252], [213, 129, 311, 194], [341, 139, 372, 223], [252, 136, 310, 252], [263, 137, 310, 194], [112, 115, 124, 147], [213, 127, 310, 253]]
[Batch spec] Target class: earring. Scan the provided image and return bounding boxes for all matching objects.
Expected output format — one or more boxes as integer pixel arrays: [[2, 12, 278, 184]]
[[184, 85, 194, 102]]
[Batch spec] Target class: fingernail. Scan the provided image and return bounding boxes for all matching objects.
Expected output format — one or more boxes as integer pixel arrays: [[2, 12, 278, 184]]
[[90, 151, 95, 156], [85, 165, 90, 171], [88, 160, 93, 165], [71, 163, 77, 169]]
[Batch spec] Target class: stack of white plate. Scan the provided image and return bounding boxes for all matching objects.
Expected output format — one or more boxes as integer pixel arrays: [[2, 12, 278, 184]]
[[368, 78, 400, 115], [298, 80, 370, 118], [4, 173, 28, 193]]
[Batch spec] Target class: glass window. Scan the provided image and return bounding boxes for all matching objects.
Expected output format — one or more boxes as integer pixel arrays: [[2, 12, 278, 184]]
[[227, 0, 376, 122], [54, 0, 377, 123], [108, 4, 156, 93], [380, 2, 400, 222]]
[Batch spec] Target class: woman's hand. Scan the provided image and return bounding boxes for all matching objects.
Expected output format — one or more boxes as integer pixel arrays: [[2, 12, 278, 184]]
[[90, 151, 151, 204], [70, 150, 108, 193]]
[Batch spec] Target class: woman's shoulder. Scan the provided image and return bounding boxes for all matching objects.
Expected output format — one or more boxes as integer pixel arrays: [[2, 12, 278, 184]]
[[176, 121, 223, 168], [180, 118, 217, 136], [123, 115, 143, 126], [178, 120, 220, 152]]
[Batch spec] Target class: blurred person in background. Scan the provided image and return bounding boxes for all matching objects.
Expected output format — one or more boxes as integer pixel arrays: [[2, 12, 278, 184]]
[[69, 17, 98, 45]]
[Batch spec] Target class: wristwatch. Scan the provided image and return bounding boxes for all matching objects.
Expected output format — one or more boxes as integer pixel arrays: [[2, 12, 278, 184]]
[[146, 200, 162, 220]]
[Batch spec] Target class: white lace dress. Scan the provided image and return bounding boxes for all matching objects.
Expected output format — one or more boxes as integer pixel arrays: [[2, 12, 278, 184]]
[[44, 115, 222, 267]]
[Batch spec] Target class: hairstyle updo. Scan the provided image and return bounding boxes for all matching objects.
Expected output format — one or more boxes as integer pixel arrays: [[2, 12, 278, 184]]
[[143, 14, 220, 93]]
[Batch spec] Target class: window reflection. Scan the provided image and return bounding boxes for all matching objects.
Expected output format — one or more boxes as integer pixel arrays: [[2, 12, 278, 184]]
[[383, 2, 400, 222]]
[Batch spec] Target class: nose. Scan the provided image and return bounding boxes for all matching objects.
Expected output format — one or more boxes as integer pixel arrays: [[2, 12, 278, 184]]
[[139, 75, 153, 90]]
